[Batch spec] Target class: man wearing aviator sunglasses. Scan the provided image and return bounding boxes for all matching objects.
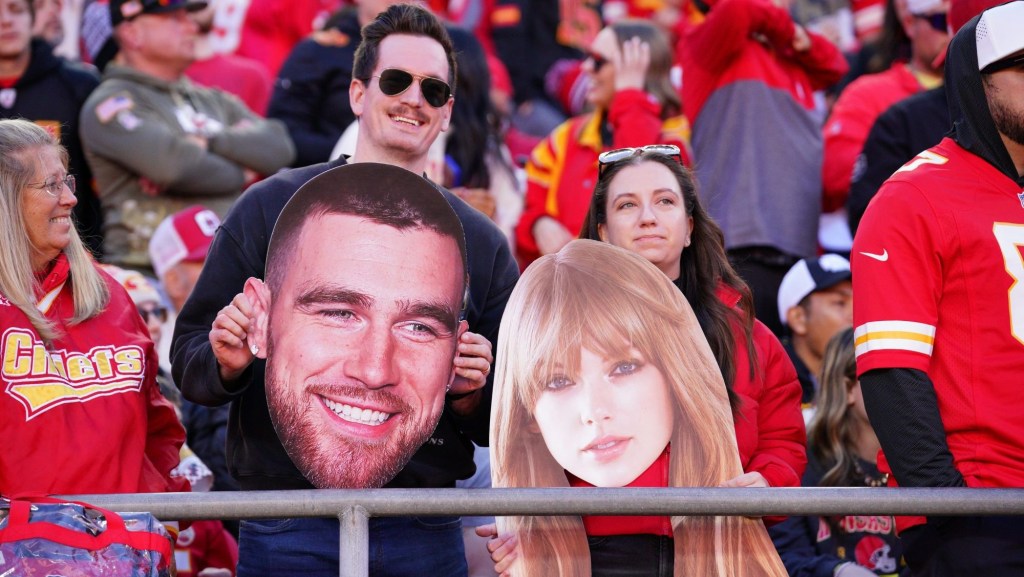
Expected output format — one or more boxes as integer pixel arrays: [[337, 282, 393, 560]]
[[173, 4, 518, 577], [852, 3, 1024, 574]]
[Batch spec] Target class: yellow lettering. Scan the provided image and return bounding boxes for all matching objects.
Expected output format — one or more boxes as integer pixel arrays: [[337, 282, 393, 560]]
[[3, 331, 33, 377], [114, 349, 142, 374], [93, 348, 114, 379], [47, 348, 66, 379], [66, 354, 96, 381]]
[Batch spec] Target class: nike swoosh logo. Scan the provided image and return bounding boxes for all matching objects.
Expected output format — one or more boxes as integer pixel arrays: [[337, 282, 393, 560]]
[[861, 249, 889, 262]]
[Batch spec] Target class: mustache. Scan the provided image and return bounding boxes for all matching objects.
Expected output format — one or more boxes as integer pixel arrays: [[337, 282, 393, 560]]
[[387, 105, 429, 124]]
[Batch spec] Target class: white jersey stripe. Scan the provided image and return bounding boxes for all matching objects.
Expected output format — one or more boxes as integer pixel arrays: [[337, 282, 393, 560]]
[[855, 337, 934, 358], [854, 320, 936, 339]]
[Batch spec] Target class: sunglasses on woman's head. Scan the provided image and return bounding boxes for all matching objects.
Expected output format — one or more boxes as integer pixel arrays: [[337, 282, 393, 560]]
[[597, 145, 682, 178], [372, 68, 452, 108]]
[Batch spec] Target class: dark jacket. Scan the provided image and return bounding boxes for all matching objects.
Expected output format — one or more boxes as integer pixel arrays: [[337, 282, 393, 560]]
[[267, 9, 361, 167], [1, 39, 101, 255], [769, 451, 909, 576], [489, 0, 586, 108], [171, 157, 519, 490], [783, 338, 817, 405], [847, 87, 950, 235]]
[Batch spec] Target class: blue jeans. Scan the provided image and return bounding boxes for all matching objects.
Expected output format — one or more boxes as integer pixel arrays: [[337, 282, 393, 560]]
[[237, 515, 468, 577]]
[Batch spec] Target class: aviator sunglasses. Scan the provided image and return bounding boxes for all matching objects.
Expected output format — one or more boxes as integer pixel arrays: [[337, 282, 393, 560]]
[[372, 68, 452, 108], [597, 144, 682, 178]]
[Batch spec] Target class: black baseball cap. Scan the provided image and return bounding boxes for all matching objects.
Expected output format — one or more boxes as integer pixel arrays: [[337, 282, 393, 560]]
[[110, 0, 208, 27]]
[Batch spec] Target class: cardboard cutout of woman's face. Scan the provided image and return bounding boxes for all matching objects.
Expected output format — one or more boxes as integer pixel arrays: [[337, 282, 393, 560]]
[[531, 345, 674, 487], [490, 240, 788, 577]]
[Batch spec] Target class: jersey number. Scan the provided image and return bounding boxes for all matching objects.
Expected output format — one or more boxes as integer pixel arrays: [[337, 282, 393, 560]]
[[894, 150, 949, 174], [994, 223, 1024, 346]]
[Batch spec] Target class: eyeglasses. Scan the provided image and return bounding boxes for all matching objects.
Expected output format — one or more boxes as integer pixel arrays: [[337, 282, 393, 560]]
[[371, 68, 452, 108], [597, 145, 682, 178], [586, 51, 609, 73], [912, 12, 947, 33], [137, 305, 169, 324], [983, 52, 1024, 74], [28, 174, 75, 197]]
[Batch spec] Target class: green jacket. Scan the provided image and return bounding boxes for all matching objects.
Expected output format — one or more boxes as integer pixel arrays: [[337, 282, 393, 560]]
[[80, 64, 295, 270]]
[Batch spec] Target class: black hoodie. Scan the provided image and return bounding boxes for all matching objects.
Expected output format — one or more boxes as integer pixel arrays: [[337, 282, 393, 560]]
[[945, 8, 1024, 185]]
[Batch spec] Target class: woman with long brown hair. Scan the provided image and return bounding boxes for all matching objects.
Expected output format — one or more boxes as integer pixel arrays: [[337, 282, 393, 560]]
[[769, 328, 909, 576], [580, 147, 806, 493]]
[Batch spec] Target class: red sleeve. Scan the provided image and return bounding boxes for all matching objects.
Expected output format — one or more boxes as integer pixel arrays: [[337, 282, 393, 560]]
[[745, 321, 807, 491], [608, 89, 665, 148], [852, 177, 941, 375], [822, 83, 877, 211], [141, 339, 189, 493], [686, 0, 796, 72], [515, 120, 573, 263], [198, 520, 239, 574], [787, 31, 849, 90], [608, 89, 691, 164]]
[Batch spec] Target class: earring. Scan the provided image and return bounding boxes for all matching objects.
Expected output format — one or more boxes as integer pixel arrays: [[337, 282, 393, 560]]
[[248, 340, 259, 356]]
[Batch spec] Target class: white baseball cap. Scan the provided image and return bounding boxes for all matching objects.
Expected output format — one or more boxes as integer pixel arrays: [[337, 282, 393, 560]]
[[975, 1, 1024, 71], [777, 254, 852, 327]]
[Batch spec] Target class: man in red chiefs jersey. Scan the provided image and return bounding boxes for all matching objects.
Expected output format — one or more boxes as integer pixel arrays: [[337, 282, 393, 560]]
[[851, 1, 1024, 573]]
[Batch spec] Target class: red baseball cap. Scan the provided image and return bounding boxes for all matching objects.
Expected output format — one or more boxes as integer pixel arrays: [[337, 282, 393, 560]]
[[148, 205, 221, 278]]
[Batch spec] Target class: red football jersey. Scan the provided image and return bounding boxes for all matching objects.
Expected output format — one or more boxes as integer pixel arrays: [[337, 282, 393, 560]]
[[852, 138, 1024, 488]]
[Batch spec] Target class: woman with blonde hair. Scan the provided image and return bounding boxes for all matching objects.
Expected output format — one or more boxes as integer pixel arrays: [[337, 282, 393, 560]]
[[0, 118, 186, 498], [491, 239, 786, 577]]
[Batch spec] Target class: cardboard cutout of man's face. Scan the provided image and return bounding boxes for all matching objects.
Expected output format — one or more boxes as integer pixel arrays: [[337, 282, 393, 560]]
[[247, 164, 467, 489]]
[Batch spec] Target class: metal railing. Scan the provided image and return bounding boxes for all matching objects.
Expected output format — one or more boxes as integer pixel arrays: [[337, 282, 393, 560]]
[[66, 487, 1024, 577]]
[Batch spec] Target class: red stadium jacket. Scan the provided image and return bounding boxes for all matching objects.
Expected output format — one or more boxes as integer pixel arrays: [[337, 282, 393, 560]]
[[0, 254, 187, 497]]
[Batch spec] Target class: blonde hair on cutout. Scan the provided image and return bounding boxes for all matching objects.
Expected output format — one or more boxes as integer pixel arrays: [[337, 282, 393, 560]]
[[491, 240, 786, 577], [0, 119, 108, 342]]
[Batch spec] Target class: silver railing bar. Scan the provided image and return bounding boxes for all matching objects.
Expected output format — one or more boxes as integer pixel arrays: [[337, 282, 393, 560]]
[[62, 488, 1024, 577]]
